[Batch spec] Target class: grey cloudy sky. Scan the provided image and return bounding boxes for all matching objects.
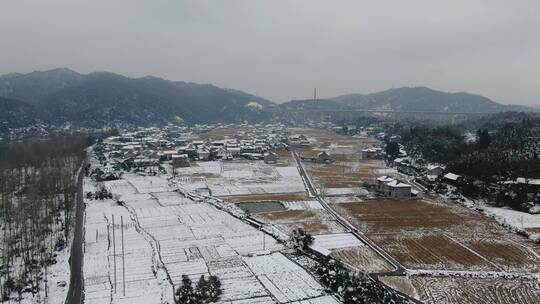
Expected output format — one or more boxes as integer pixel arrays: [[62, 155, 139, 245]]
[[1, 0, 539, 105]]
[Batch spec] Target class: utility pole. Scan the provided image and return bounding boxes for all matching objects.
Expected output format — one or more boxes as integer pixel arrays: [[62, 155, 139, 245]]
[[121, 216, 126, 296], [262, 232, 266, 250], [44, 262, 48, 298], [112, 214, 117, 293]]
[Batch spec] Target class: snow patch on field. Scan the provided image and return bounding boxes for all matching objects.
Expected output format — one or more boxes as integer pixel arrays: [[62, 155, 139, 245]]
[[311, 233, 363, 250], [282, 200, 323, 210], [176, 161, 305, 196], [243, 253, 328, 303], [324, 188, 368, 196], [483, 206, 540, 229]]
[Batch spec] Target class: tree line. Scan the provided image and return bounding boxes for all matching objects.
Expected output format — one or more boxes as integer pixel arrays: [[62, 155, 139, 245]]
[[0, 134, 87, 302], [392, 114, 540, 211]]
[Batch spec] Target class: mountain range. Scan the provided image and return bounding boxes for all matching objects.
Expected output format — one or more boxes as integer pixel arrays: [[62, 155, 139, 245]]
[[0, 68, 535, 129]]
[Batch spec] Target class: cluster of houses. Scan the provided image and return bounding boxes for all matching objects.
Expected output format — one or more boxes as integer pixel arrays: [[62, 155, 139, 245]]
[[97, 124, 292, 171]]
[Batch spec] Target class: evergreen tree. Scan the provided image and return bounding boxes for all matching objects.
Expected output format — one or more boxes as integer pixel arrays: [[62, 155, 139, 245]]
[[195, 275, 209, 302], [175, 275, 199, 304], [206, 275, 222, 303], [385, 141, 400, 158], [477, 129, 491, 149], [290, 228, 314, 251]]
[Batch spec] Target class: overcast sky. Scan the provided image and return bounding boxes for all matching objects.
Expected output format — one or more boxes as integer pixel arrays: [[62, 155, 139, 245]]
[[1, 1, 539, 105]]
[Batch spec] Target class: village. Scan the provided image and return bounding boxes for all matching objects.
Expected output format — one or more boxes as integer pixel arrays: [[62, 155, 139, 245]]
[[81, 123, 540, 304]]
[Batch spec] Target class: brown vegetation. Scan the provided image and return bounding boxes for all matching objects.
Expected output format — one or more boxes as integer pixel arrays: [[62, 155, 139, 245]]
[[256, 209, 346, 235], [330, 246, 394, 273], [411, 276, 540, 304], [333, 199, 540, 271], [222, 192, 308, 203]]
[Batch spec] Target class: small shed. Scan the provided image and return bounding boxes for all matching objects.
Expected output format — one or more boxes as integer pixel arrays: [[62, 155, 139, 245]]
[[426, 165, 444, 177], [317, 151, 332, 164], [263, 152, 279, 164], [172, 154, 191, 168]]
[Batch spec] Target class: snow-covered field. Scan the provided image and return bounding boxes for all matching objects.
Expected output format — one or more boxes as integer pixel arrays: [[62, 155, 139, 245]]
[[483, 206, 540, 229], [84, 180, 169, 304], [281, 200, 323, 210], [175, 161, 305, 196], [311, 233, 363, 250], [82, 173, 336, 303]]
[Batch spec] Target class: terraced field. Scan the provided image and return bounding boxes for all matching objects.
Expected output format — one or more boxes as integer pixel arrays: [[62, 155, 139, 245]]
[[411, 276, 540, 304], [256, 209, 347, 235], [332, 199, 540, 272]]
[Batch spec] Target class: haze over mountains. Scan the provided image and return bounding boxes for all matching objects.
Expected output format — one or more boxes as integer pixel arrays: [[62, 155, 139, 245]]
[[0, 68, 534, 129]]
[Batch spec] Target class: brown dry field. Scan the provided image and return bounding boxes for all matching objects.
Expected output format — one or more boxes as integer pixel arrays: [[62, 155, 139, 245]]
[[305, 159, 384, 188], [222, 192, 308, 203], [332, 199, 540, 272], [269, 148, 295, 166], [290, 128, 381, 148], [464, 239, 540, 272], [410, 276, 540, 304], [330, 246, 394, 273], [198, 126, 250, 140], [272, 148, 292, 157], [255, 209, 346, 235], [293, 128, 385, 188], [367, 233, 495, 271]]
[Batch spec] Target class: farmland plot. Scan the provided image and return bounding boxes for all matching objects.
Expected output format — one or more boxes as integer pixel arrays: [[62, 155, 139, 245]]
[[243, 200, 346, 235], [256, 209, 347, 235], [411, 276, 540, 304], [243, 253, 331, 303], [98, 174, 336, 303], [223, 192, 308, 203], [293, 128, 385, 190], [332, 199, 540, 272], [311, 233, 394, 273], [175, 161, 305, 196], [304, 160, 384, 190], [84, 183, 169, 304]]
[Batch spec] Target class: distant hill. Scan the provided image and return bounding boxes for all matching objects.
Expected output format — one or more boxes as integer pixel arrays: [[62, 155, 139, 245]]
[[327, 87, 533, 113], [279, 99, 352, 111], [0, 69, 535, 130], [281, 87, 534, 113], [0, 69, 275, 128], [0, 68, 84, 105], [0, 97, 41, 132]]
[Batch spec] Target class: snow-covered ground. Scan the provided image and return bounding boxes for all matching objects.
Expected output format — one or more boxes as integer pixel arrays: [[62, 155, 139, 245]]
[[311, 233, 363, 250], [12, 239, 72, 304], [175, 161, 305, 196], [84, 179, 170, 304], [323, 187, 368, 196], [483, 206, 540, 230], [282, 200, 323, 210], [82, 173, 337, 303]]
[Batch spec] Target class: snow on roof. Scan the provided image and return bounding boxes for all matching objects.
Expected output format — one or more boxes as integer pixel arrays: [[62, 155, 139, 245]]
[[444, 173, 461, 181], [427, 164, 445, 170], [516, 177, 540, 186], [377, 175, 394, 182], [386, 180, 411, 188], [171, 154, 188, 159]]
